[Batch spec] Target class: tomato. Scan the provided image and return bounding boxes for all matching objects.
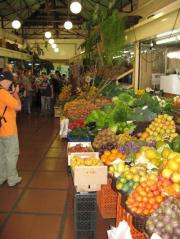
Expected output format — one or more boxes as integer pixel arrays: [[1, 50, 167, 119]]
[[153, 190, 160, 196], [146, 203, 152, 210], [139, 190, 147, 197], [150, 185, 157, 192], [136, 208, 142, 215], [136, 196, 142, 202], [156, 195, 163, 203], [141, 182, 147, 188], [143, 209, 150, 215], [147, 192, 153, 198], [142, 197, 148, 202], [149, 198, 155, 204]]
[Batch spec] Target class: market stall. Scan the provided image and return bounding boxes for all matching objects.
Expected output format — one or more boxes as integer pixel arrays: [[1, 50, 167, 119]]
[[59, 85, 179, 239]]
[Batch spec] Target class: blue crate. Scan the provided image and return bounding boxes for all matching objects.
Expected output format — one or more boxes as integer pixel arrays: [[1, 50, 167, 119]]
[[67, 134, 91, 142]]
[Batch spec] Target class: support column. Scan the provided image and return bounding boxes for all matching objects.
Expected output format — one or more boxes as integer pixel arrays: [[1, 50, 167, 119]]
[[134, 41, 140, 90]]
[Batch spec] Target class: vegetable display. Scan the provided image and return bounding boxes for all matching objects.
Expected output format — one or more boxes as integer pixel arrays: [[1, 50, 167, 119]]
[[68, 144, 93, 153], [92, 129, 118, 149]]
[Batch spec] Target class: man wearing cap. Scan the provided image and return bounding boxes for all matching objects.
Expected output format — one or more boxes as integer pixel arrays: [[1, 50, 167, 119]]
[[0, 70, 22, 186]]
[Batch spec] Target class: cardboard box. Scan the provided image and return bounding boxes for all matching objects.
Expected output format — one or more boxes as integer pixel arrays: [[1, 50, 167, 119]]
[[70, 152, 107, 192], [72, 166, 107, 192], [67, 142, 94, 166]]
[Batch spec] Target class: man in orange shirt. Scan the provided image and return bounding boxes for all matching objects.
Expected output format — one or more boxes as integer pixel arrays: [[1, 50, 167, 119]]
[[0, 71, 22, 186]]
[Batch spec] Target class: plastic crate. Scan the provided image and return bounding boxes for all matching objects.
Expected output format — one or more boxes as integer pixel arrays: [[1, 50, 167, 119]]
[[67, 134, 91, 142], [76, 230, 96, 239], [74, 192, 97, 231], [97, 178, 117, 218], [74, 192, 96, 212]]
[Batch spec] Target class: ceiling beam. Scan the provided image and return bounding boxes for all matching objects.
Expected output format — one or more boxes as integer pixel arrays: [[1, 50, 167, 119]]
[[4, 0, 45, 17], [89, 0, 108, 8], [5, 0, 21, 18]]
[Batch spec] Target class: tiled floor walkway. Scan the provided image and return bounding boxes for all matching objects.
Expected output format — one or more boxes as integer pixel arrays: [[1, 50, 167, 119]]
[[0, 114, 113, 239]]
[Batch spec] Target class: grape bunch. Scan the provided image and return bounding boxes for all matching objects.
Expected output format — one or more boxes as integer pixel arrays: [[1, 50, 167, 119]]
[[118, 140, 156, 155]]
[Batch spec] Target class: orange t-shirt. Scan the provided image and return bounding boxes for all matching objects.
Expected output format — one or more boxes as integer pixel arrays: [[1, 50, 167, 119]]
[[0, 88, 18, 137]]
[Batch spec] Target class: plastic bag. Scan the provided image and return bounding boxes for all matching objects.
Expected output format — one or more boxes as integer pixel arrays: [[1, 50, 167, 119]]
[[59, 117, 69, 138], [107, 221, 132, 239], [150, 233, 162, 239]]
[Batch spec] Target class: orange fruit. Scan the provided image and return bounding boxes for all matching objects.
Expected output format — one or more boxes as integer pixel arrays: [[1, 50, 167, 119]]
[[111, 149, 119, 155], [109, 154, 117, 162], [104, 150, 111, 157], [155, 195, 163, 203]]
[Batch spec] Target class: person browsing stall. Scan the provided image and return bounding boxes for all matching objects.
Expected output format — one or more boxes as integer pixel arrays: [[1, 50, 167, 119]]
[[0, 71, 22, 186]]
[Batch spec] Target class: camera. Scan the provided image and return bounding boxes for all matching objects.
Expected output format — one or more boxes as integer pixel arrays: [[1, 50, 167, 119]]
[[9, 82, 17, 92]]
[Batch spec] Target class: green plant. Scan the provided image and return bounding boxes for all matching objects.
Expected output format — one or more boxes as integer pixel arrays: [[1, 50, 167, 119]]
[[100, 11, 125, 65]]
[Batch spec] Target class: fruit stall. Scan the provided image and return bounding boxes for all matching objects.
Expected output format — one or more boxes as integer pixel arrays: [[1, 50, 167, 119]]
[[61, 85, 180, 239]]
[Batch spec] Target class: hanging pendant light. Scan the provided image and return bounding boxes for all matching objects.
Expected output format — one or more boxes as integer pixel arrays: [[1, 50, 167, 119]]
[[70, 1, 82, 14], [64, 20, 73, 30], [52, 43, 57, 49], [45, 31, 52, 39], [54, 48, 59, 53], [12, 20, 21, 29], [49, 39, 54, 44]]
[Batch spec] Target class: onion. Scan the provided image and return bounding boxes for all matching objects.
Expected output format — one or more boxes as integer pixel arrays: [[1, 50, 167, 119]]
[[156, 222, 164, 229], [165, 224, 173, 234], [163, 215, 171, 224], [175, 227, 180, 236], [162, 233, 171, 239]]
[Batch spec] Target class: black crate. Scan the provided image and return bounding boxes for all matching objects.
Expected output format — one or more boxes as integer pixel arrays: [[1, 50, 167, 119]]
[[76, 230, 96, 239], [75, 219, 96, 231], [74, 192, 96, 212], [76, 211, 96, 221], [74, 192, 97, 231]]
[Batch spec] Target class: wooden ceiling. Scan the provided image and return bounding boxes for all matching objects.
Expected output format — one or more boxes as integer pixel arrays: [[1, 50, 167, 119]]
[[0, 0, 133, 39]]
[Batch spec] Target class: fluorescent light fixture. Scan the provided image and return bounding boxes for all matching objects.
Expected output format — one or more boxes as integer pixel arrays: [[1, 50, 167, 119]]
[[44, 31, 52, 39], [70, 1, 82, 14], [167, 51, 180, 59], [12, 20, 21, 29], [156, 29, 180, 38], [156, 35, 180, 45], [52, 44, 57, 48], [48, 39, 54, 44], [64, 20, 73, 30], [54, 48, 59, 53]]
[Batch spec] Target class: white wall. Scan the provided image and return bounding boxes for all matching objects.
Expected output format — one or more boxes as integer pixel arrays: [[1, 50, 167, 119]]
[[26, 39, 84, 61]]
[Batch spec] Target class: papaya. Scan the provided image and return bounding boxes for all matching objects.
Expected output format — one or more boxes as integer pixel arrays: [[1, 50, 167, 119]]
[[171, 136, 180, 152]]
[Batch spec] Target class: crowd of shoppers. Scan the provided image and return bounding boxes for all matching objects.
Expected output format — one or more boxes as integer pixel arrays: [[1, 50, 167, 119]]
[[0, 66, 66, 116]]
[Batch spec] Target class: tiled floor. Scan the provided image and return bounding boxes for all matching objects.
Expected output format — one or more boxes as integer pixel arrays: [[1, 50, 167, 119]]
[[0, 114, 114, 239]]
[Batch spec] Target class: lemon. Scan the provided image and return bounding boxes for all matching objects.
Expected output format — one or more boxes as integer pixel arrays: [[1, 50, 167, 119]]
[[168, 152, 178, 160], [171, 172, 180, 183], [167, 160, 179, 171], [162, 168, 173, 179]]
